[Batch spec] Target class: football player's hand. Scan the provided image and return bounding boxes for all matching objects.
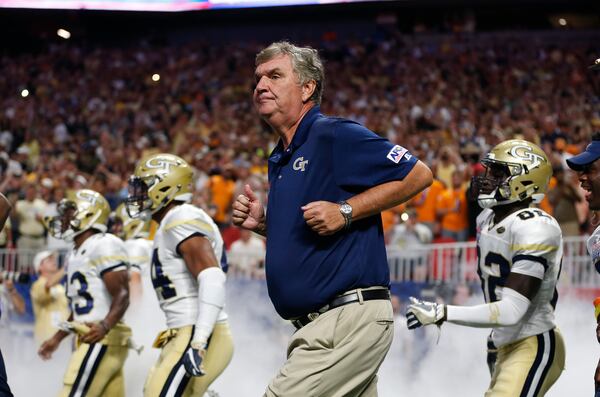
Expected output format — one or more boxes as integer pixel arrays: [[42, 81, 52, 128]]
[[183, 345, 206, 377], [232, 184, 265, 232], [80, 321, 109, 344], [406, 296, 446, 329], [38, 335, 61, 360], [301, 201, 345, 236]]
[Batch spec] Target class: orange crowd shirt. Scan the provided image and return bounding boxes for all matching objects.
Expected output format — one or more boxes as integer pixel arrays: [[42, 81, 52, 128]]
[[437, 187, 468, 232]]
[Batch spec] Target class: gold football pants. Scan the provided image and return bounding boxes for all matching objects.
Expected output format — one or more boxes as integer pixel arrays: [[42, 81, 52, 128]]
[[59, 323, 131, 397], [144, 322, 234, 397], [486, 327, 565, 397]]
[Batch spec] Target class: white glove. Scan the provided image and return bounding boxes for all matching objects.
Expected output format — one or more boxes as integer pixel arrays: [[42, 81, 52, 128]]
[[183, 343, 206, 377], [406, 296, 446, 329]]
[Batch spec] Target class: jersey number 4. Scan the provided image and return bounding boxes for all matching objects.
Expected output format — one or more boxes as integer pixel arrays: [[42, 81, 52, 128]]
[[70, 271, 94, 315], [151, 249, 177, 299], [477, 248, 511, 303]]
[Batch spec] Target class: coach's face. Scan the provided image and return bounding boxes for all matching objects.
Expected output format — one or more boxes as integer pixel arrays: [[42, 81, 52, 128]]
[[578, 160, 600, 211], [253, 54, 312, 129]]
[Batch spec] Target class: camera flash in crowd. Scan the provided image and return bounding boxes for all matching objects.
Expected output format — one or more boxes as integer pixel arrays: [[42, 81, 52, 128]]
[[57, 28, 71, 39], [400, 212, 409, 222], [21, 89, 29, 98], [152, 73, 160, 82], [558, 18, 567, 26]]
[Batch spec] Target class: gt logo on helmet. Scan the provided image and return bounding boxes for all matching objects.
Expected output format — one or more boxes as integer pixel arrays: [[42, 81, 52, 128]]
[[145, 157, 181, 174], [76, 189, 99, 205], [510, 144, 545, 169]]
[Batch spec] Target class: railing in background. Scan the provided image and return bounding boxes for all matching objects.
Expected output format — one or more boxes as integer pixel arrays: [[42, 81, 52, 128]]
[[0, 236, 596, 288], [386, 236, 598, 288]]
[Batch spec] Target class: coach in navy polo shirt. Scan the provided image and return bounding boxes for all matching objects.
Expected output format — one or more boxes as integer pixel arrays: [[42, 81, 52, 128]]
[[232, 41, 432, 396]]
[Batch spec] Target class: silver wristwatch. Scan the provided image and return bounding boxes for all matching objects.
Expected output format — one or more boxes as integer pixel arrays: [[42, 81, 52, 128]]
[[339, 201, 353, 229]]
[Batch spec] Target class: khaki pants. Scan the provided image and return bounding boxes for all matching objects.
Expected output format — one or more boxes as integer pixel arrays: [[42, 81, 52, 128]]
[[266, 298, 394, 397], [486, 328, 565, 397]]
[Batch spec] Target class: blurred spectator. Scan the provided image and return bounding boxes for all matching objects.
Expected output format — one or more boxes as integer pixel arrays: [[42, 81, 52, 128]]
[[228, 229, 266, 277], [389, 209, 434, 248], [0, 31, 596, 236], [0, 276, 25, 319], [435, 147, 464, 189], [389, 209, 433, 282], [437, 170, 469, 241], [29, 251, 68, 345], [548, 168, 583, 237], [410, 179, 445, 236], [14, 184, 47, 250], [209, 166, 236, 228]]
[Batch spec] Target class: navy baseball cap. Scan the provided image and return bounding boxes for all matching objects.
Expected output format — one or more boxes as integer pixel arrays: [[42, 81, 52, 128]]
[[566, 141, 600, 171]]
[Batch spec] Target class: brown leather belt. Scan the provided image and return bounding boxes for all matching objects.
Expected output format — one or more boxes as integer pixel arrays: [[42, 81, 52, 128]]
[[291, 288, 390, 330]]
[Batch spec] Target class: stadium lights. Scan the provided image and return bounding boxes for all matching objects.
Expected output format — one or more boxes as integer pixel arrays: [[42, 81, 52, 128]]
[[57, 29, 71, 39], [152, 73, 160, 82], [558, 18, 567, 26], [21, 89, 29, 98]]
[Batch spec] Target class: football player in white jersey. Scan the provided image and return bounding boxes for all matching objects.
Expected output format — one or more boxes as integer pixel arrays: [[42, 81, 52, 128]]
[[126, 153, 233, 397], [113, 203, 153, 299], [38, 189, 132, 397], [566, 130, 600, 395], [407, 139, 565, 397]]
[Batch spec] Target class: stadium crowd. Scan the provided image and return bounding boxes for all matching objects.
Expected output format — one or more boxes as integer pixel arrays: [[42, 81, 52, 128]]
[[0, 29, 599, 254]]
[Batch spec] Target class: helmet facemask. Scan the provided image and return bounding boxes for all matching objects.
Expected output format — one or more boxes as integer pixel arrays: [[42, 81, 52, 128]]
[[472, 160, 518, 209], [126, 176, 154, 220], [47, 199, 80, 241]]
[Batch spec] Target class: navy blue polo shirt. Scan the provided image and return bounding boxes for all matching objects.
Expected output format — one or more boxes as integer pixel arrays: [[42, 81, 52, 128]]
[[266, 106, 418, 319]]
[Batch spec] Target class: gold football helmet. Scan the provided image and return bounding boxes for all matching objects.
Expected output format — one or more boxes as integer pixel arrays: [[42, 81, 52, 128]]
[[115, 202, 151, 240], [46, 189, 110, 241], [473, 139, 552, 209], [127, 153, 193, 219]]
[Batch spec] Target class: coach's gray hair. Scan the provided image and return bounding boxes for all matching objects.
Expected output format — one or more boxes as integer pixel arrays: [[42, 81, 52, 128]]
[[256, 41, 325, 105]]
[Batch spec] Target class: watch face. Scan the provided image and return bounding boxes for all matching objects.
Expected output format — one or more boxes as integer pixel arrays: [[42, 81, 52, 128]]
[[341, 204, 352, 215]]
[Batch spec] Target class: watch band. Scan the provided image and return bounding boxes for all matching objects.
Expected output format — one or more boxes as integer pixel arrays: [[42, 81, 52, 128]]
[[339, 201, 352, 229]]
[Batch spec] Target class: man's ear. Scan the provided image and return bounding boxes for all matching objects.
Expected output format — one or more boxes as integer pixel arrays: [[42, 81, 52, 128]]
[[301, 80, 317, 103]]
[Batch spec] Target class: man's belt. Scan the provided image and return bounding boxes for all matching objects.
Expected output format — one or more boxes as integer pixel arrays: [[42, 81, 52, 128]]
[[291, 288, 390, 330]]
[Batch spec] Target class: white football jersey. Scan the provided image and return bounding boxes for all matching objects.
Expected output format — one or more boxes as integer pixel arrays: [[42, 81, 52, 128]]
[[65, 233, 129, 323], [125, 238, 153, 276], [586, 224, 600, 271], [476, 207, 562, 347], [152, 203, 227, 328]]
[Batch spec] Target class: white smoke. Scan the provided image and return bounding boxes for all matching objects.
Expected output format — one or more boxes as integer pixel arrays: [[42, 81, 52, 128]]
[[2, 281, 597, 396]]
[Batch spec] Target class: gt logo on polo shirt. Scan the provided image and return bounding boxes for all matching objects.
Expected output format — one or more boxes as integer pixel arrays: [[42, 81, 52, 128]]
[[387, 145, 411, 163], [293, 157, 309, 172]]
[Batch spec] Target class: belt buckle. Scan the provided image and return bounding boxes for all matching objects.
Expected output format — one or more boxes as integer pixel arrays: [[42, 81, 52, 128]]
[[307, 312, 319, 321]]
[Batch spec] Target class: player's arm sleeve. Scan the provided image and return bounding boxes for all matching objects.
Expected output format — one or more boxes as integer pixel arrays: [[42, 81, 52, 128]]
[[192, 267, 226, 347], [446, 287, 531, 327], [332, 120, 418, 189]]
